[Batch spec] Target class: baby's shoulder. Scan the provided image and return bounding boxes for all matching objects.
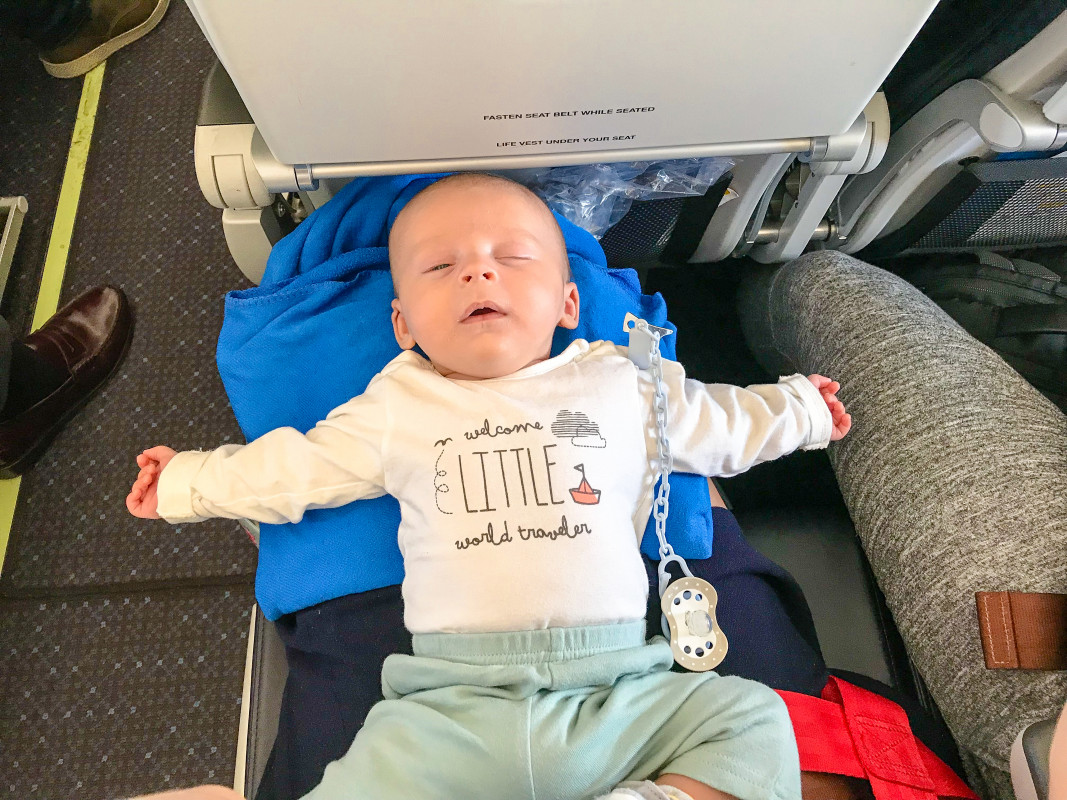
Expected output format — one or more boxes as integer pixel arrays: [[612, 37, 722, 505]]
[[577, 340, 650, 377], [578, 339, 630, 361], [375, 350, 433, 380]]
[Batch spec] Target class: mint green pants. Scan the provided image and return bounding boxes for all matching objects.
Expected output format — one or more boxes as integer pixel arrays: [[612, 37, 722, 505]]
[[302, 622, 801, 800]]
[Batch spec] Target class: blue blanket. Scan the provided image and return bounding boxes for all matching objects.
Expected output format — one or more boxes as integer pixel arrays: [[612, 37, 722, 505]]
[[216, 175, 713, 620]]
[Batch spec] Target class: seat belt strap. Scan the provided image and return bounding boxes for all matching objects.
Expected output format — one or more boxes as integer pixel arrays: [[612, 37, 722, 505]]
[[778, 677, 978, 800], [975, 591, 1067, 670]]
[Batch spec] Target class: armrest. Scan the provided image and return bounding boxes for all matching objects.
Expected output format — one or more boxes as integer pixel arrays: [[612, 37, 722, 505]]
[[239, 607, 288, 800]]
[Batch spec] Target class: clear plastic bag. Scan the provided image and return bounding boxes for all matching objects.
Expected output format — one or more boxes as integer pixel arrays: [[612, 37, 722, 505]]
[[503, 157, 733, 239]]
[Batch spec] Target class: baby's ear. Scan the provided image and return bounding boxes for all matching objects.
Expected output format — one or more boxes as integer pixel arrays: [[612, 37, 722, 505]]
[[391, 299, 417, 350], [558, 281, 580, 330]]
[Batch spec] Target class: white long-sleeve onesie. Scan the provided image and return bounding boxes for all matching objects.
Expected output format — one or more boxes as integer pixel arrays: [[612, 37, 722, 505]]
[[158, 339, 831, 634]]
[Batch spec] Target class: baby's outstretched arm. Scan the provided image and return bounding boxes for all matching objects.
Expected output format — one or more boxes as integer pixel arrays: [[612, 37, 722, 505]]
[[806, 374, 852, 441], [126, 445, 177, 519], [122, 378, 390, 525], [653, 360, 851, 479]]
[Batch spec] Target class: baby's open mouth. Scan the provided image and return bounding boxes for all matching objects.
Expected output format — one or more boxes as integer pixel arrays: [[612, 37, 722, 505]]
[[461, 302, 505, 321]]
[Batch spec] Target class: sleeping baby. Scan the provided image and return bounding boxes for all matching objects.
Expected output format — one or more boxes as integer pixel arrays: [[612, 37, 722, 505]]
[[127, 173, 850, 800]]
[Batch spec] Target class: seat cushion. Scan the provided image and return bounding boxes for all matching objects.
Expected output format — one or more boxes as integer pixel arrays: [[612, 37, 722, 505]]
[[739, 504, 911, 690]]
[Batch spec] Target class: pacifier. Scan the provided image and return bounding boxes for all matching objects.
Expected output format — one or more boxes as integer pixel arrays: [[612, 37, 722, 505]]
[[661, 577, 727, 672]]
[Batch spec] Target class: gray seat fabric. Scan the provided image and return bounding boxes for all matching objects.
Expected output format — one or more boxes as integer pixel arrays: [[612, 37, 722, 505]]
[[737, 250, 1067, 800]]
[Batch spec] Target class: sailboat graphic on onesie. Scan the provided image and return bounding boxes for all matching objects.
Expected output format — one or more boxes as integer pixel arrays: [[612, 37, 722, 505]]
[[569, 464, 601, 505]]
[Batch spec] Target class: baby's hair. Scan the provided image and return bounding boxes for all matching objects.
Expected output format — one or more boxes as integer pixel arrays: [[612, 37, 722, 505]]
[[388, 172, 571, 279], [415, 172, 529, 199]]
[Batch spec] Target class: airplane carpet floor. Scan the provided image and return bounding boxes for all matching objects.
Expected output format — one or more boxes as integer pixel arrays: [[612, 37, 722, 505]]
[[1, 5, 256, 798]]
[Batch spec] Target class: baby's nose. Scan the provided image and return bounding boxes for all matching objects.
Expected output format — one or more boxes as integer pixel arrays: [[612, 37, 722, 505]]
[[460, 261, 498, 282]]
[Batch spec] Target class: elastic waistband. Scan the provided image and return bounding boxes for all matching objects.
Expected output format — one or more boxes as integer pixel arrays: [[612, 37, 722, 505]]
[[411, 621, 648, 666]]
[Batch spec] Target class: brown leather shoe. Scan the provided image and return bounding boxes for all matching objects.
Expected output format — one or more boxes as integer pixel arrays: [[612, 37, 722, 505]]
[[0, 286, 133, 478], [39, 0, 170, 79]]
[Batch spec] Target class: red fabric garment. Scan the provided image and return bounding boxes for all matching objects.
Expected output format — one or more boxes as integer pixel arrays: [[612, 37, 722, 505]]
[[778, 677, 978, 800]]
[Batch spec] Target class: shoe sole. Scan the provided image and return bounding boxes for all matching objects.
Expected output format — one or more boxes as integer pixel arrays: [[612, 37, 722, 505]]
[[0, 316, 135, 480], [41, 0, 171, 79]]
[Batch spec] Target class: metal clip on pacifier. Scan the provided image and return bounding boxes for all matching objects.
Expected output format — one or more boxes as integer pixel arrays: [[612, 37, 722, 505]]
[[625, 313, 728, 672]]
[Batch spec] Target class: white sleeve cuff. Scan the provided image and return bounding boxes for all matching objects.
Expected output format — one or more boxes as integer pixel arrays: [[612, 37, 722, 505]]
[[778, 374, 833, 450], [156, 450, 213, 524]]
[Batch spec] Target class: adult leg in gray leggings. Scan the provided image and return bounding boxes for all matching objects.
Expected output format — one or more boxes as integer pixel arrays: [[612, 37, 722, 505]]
[[737, 251, 1067, 799]]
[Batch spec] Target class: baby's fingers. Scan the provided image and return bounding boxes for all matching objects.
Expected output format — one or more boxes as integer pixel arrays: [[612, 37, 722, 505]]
[[125, 491, 147, 515], [829, 414, 852, 441], [125, 489, 161, 519], [138, 446, 174, 467]]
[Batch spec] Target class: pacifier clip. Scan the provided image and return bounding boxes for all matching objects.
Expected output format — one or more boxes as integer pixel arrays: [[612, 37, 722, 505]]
[[625, 313, 728, 672]]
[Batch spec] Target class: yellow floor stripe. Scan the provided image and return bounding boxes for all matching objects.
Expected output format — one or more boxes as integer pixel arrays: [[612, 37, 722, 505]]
[[0, 62, 105, 577]]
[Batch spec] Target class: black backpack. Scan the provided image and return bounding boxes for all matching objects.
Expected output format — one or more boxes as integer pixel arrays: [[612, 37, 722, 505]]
[[897, 251, 1067, 412]]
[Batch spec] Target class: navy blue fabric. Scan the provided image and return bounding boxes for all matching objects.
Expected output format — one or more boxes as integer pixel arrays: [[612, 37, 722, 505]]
[[253, 508, 827, 800], [216, 175, 713, 620], [680, 510, 827, 693]]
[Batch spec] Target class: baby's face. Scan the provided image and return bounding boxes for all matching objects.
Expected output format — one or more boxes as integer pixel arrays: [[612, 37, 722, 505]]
[[389, 179, 579, 380]]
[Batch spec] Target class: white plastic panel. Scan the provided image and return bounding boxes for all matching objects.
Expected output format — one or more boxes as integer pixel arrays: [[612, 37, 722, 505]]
[[184, 0, 939, 167]]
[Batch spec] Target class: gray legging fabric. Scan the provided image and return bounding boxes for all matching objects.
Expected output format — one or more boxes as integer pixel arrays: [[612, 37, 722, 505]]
[[737, 251, 1067, 799]]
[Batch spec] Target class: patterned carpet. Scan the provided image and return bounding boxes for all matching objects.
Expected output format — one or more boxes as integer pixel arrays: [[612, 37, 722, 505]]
[[0, 26, 81, 336], [0, 5, 257, 798]]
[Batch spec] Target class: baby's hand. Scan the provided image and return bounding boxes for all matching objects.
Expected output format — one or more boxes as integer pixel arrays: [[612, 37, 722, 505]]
[[807, 375, 852, 441], [126, 446, 178, 519]]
